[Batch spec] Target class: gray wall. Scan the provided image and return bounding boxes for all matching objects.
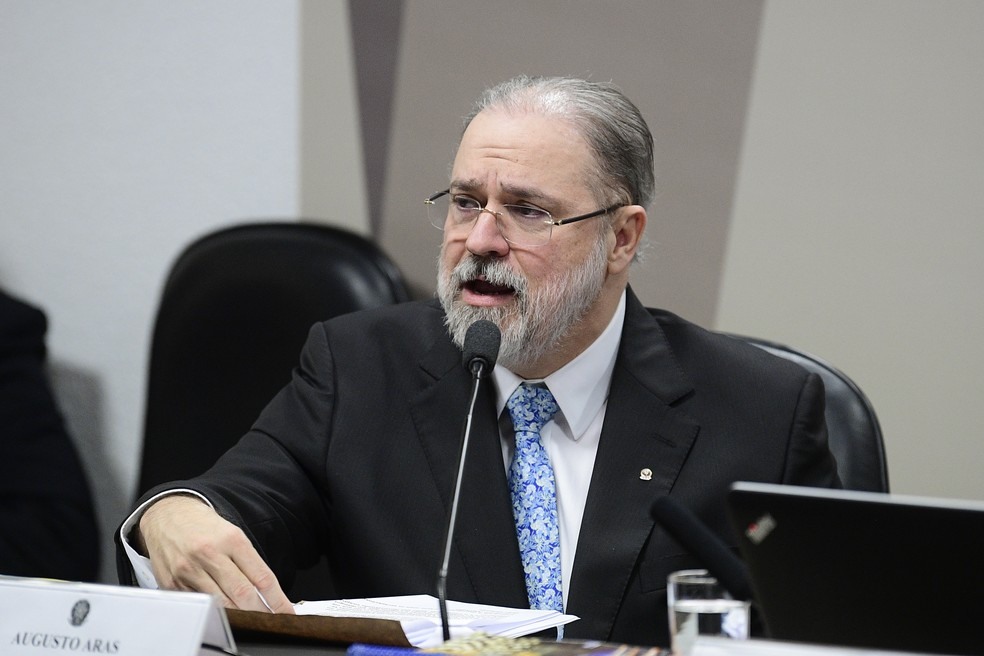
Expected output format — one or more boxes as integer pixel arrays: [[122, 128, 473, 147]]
[[2, 0, 982, 581]]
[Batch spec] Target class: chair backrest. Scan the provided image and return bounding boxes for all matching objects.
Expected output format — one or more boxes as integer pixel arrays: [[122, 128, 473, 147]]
[[137, 222, 412, 496], [726, 334, 889, 492]]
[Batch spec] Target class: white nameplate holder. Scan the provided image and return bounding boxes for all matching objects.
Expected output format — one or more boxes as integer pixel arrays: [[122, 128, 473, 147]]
[[0, 576, 235, 656]]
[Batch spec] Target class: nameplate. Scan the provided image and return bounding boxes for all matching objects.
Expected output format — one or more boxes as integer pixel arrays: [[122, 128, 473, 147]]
[[0, 576, 234, 656]]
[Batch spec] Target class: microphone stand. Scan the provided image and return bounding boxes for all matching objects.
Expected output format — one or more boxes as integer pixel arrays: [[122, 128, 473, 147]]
[[436, 359, 486, 642]]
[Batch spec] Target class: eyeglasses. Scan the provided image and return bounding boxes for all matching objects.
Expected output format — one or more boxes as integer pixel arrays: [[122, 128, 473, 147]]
[[425, 189, 622, 248]]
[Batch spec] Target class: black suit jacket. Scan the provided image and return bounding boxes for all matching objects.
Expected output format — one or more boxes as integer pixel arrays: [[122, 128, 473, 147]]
[[120, 288, 838, 646]]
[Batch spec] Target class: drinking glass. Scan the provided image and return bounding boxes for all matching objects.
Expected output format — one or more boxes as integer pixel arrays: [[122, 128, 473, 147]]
[[667, 569, 750, 655]]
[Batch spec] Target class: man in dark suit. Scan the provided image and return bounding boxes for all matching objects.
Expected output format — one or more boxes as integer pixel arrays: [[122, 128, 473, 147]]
[[119, 76, 839, 647], [1, 289, 100, 581]]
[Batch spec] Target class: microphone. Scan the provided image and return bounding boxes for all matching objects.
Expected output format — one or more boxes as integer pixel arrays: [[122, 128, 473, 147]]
[[437, 320, 501, 641], [461, 319, 500, 378], [650, 495, 755, 602]]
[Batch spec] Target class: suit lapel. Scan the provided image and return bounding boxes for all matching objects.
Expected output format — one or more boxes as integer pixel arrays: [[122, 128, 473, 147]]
[[409, 334, 529, 609], [566, 290, 698, 639]]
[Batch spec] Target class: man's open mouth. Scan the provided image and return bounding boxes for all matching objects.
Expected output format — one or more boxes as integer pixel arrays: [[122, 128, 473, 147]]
[[464, 276, 515, 296]]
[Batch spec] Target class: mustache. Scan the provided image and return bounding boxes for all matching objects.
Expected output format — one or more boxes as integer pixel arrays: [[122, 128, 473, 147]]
[[449, 256, 527, 294]]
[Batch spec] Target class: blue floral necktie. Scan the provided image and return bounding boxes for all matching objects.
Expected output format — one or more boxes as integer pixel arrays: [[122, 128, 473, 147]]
[[506, 382, 563, 612]]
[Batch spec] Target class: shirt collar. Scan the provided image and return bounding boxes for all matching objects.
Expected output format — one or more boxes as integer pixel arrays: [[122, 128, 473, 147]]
[[493, 290, 626, 440]]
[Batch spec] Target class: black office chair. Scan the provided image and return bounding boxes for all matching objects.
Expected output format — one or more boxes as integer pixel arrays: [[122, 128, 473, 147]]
[[727, 334, 889, 492], [137, 222, 412, 496]]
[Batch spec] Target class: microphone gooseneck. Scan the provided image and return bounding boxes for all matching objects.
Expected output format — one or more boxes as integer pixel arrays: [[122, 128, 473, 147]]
[[650, 495, 755, 602], [437, 320, 502, 641]]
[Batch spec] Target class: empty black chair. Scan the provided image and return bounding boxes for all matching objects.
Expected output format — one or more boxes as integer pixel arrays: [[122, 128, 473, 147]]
[[137, 222, 411, 496], [727, 334, 888, 492]]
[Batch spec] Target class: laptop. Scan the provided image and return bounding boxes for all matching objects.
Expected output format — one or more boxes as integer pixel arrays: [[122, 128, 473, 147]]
[[727, 481, 984, 656]]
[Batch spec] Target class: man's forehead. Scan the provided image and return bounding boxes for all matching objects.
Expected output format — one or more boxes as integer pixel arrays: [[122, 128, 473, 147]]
[[451, 111, 594, 202]]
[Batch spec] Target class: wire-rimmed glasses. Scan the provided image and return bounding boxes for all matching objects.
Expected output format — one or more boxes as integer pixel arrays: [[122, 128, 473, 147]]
[[425, 189, 622, 248]]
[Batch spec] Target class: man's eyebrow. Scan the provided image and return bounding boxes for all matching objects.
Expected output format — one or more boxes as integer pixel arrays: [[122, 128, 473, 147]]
[[448, 178, 482, 194], [449, 179, 560, 207]]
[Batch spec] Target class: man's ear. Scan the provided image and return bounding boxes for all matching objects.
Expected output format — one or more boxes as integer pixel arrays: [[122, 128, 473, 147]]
[[608, 206, 647, 274]]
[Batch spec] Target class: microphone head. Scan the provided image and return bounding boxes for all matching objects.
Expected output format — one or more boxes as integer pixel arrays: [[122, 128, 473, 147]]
[[462, 320, 501, 377]]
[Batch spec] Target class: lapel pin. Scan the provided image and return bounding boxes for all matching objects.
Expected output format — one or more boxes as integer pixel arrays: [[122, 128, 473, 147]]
[[639, 468, 653, 481]]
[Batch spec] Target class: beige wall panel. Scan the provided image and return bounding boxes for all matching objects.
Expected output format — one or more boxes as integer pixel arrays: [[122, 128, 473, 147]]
[[381, 0, 763, 329], [718, 1, 984, 499], [299, 0, 369, 233]]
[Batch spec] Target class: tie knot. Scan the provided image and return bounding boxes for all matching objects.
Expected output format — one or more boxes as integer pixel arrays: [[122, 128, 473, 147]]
[[507, 383, 559, 434]]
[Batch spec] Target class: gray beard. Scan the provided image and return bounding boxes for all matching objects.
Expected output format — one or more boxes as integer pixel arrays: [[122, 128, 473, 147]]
[[437, 239, 609, 373]]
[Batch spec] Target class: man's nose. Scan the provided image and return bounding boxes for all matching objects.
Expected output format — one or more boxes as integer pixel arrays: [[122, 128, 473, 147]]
[[464, 209, 509, 257]]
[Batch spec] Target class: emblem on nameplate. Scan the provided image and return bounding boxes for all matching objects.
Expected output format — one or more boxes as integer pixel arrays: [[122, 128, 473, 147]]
[[70, 599, 91, 626]]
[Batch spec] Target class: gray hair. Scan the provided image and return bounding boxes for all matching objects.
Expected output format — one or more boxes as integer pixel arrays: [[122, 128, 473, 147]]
[[462, 75, 656, 211]]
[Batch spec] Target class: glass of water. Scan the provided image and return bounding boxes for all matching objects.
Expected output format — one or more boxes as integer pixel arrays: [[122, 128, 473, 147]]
[[667, 569, 750, 655]]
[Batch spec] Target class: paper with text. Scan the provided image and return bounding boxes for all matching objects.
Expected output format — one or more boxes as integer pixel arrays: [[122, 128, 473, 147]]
[[294, 594, 577, 648]]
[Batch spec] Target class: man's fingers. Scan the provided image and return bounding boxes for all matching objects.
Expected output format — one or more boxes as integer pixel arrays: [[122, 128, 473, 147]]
[[254, 581, 294, 614], [157, 542, 284, 613], [155, 561, 257, 612], [212, 568, 279, 612], [229, 541, 295, 614]]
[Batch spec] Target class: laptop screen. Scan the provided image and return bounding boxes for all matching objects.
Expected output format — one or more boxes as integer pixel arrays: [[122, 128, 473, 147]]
[[727, 481, 984, 656]]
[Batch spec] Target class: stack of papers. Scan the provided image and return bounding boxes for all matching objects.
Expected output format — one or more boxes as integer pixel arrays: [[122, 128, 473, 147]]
[[294, 594, 578, 648]]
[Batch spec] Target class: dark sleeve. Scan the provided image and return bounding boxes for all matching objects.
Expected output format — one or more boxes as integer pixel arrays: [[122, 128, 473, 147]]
[[781, 371, 842, 488], [0, 292, 100, 581]]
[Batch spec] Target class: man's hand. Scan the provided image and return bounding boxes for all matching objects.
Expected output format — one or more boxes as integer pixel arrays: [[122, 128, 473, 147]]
[[137, 495, 295, 614]]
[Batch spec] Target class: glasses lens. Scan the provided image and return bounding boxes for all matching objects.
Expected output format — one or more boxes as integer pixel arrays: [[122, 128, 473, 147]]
[[501, 205, 552, 246], [426, 194, 451, 230], [428, 194, 486, 231]]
